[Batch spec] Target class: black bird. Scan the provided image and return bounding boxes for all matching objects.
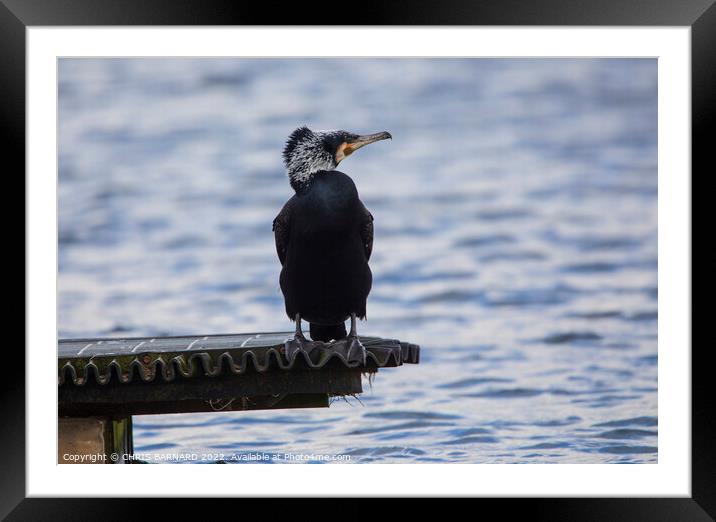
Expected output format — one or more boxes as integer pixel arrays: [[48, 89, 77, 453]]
[[273, 127, 392, 363]]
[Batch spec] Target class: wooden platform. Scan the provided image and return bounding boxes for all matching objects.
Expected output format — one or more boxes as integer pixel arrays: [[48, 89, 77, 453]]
[[58, 332, 419, 463], [58, 332, 420, 416]]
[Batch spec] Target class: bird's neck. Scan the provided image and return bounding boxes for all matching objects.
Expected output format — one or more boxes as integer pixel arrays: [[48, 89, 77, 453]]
[[290, 174, 311, 192], [286, 146, 337, 192], [289, 169, 322, 192], [288, 164, 335, 192]]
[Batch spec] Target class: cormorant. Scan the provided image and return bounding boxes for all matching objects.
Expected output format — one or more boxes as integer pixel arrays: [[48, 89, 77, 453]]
[[273, 127, 392, 364]]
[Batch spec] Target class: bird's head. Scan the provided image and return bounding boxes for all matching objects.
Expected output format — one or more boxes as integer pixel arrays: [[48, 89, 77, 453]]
[[283, 127, 392, 191]]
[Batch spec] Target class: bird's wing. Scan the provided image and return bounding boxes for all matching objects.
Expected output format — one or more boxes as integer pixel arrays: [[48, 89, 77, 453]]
[[360, 202, 374, 261], [272, 200, 292, 266]]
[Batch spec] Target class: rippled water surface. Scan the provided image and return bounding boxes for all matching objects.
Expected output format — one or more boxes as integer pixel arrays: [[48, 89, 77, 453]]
[[59, 58, 657, 463]]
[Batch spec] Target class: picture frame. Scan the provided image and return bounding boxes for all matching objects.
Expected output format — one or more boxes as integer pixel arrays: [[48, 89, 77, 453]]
[[7, 0, 710, 516]]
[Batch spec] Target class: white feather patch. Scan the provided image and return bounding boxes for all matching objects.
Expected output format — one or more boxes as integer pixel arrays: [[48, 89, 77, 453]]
[[285, 129, 341, 185]]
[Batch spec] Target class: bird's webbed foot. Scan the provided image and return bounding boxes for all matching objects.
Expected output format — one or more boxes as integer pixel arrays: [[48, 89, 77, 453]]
[[284, 332, 322, 362], [331, 334, 367, 366]]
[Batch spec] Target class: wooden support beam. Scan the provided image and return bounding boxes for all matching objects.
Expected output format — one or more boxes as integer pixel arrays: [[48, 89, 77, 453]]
[[59, 368, 362, 416], [58, 416, 133, 464]]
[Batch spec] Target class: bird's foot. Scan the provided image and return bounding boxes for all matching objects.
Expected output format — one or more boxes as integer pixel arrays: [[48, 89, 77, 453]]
[[331, 334, 367, 366], [284, 333, 322, 361]]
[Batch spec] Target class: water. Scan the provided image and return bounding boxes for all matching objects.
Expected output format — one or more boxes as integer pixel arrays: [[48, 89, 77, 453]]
[[58, 58, 658, 463]]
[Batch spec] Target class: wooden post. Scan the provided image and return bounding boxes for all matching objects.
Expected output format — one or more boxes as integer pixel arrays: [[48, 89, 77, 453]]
[[58, 416, 133, 464]]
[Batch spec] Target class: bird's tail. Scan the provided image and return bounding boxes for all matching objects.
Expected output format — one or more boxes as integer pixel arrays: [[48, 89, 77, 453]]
[[310, 323, 347, 342]]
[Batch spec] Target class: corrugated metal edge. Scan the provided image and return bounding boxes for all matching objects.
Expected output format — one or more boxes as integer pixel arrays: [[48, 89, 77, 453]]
[[58, 340, 419, 387]]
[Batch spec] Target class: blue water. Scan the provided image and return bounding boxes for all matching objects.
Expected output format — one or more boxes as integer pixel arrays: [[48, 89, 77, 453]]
[[58, 58, 658, 463]]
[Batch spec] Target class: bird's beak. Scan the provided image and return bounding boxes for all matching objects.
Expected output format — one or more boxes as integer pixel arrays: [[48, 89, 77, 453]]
[[347, 131, 392, 154]]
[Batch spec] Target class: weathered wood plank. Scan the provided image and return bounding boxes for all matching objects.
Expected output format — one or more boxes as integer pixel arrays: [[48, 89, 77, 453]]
[[60, 394, 332, 416], [59, 368, 362, 416]]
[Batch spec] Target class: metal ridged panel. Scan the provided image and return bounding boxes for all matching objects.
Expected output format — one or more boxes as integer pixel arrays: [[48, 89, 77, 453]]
[[58, 332, 420, 386]]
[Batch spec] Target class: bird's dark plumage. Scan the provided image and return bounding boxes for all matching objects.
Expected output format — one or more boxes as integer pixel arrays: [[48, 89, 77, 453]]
[[273, 171, 374, 340], [273, 127, 389, 345]]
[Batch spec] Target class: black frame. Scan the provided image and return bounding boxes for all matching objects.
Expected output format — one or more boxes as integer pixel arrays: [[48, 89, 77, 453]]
[[6, 0, 710, 518]]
